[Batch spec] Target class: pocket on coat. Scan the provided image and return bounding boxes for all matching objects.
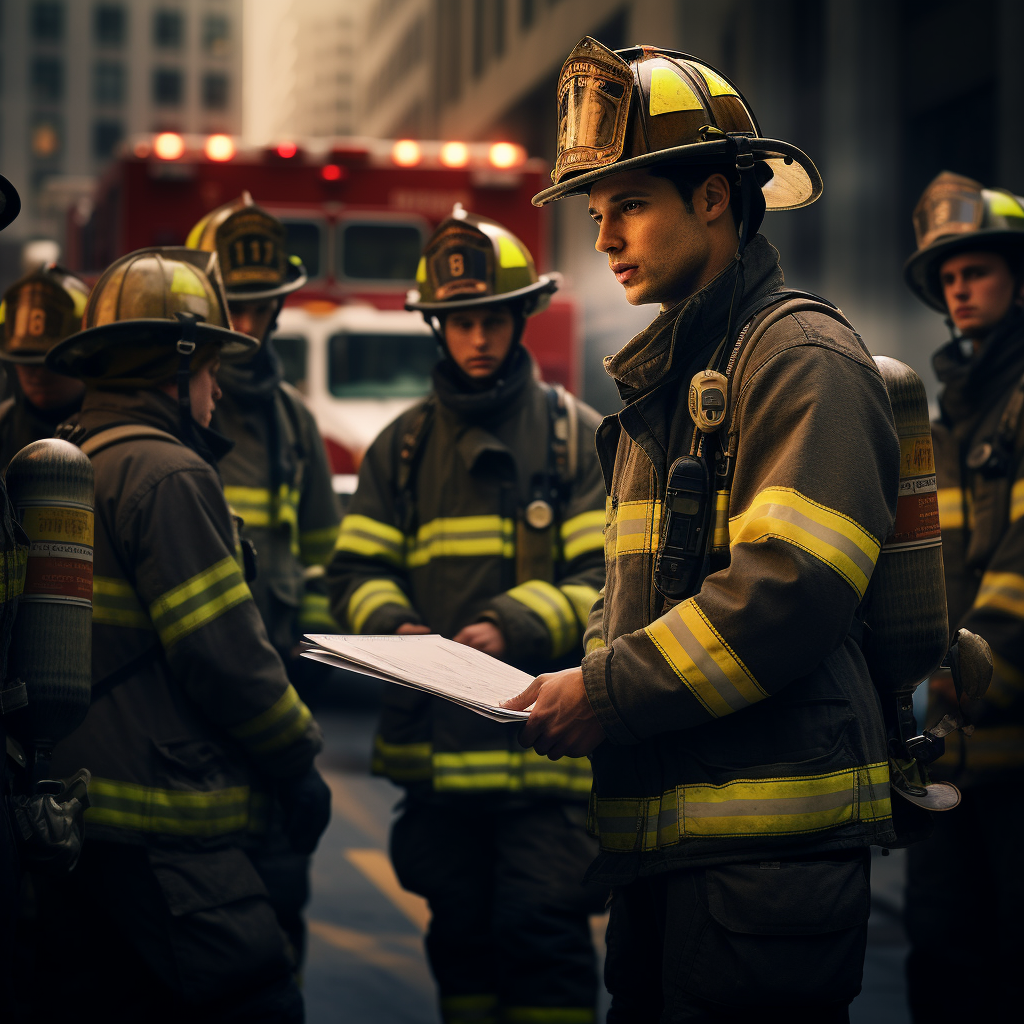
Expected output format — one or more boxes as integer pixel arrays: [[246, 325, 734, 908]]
[[682, 855, 870, 1007]]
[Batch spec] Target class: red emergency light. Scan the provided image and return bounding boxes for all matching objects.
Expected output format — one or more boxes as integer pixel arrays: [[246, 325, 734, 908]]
[[488, 142, 526, 169], [391, 140, 422, 167], [277, 141, 298, 159], [321, 164, 345, 182], [204, 134, 235, 162], [439, 142, 470, 168], [153, 132, 186, 161]]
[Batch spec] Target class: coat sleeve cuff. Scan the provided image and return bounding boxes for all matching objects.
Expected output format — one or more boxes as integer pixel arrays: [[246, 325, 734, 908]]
[[362, 603, 421, 635], [480, 593, 551, 662], [582, 645, 637, 745]]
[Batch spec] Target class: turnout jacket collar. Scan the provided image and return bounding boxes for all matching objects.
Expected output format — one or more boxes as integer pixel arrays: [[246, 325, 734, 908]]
[[430, 345, 534, 423]]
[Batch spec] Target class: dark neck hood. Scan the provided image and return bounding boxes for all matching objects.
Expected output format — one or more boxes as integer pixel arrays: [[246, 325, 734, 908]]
[[217, 341, 283, 405], [431, 344, 535, 424]]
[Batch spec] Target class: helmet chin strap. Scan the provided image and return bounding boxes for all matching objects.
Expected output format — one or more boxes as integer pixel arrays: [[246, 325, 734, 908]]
[[174, 311, 199, 446]]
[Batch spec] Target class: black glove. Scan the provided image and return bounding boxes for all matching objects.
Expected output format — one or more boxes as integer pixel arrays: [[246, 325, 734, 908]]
[[277, 766, 331, 855], [11, 768, 91, 874]]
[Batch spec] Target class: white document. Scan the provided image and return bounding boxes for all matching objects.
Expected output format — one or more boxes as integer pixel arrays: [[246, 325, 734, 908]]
[[301, 633, 535, 723]]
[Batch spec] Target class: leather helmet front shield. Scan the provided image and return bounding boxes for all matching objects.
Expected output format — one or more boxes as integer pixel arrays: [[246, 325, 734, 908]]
[[554, 37, 633, 184]]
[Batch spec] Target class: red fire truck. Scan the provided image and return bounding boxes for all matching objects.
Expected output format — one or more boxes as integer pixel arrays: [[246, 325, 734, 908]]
[[67, 132, 579, 489]]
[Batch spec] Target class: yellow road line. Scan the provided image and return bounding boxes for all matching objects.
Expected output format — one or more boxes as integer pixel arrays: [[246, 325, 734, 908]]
[[320, 768, 390, 846], [307, 919, 432, 992], [345, 847, 432, 933]]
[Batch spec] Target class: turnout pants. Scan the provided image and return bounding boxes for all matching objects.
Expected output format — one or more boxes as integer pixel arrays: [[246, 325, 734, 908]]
[[905, 782, 1024, 1022], [390, 797, 605, 1024], [29, 840, 302, 1024], [604, 851, 871, 1024]]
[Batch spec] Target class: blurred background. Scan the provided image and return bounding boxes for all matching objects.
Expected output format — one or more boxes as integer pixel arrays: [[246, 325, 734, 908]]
[[1, 0, 1019, 414]]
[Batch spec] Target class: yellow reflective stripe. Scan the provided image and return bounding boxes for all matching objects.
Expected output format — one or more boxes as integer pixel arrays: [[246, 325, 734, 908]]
[[986, 652, 1024, 708], [591, 762, 890, 851], [507, 579, 578, 657], [560, 583, 600, 628], [560, 510, 605, 561], [1012, 479, 1024, 524], [974, 571, 1024, 620], [712, 489, 730, 551], [645, 599, 766, 718], [371, 736, 433, 782], [348, 578, 412, 633], [225, 485, 273, 527], [148, 556, 250, 647], [606, 498, 661, 558], [729, 486, 880, 598], [298, 592, 336, 631], [503, 1010, 595, 1024], [227, 684, 312, 754], [937, 487, 965, 530], [408, 515, 515, 567], [441, 993, 498, 1024], [86, 777, 252, 836], [300, 523, 340, 567], [432, 749, 592, 793], [585, 635, 606, 655], [93, 575, 152, 630], [335, 514, 407, 567]]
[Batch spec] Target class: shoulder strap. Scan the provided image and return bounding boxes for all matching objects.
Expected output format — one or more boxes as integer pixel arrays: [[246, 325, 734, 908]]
[[547, 383, 580, 485], [78, 424, 184, 458], [394, 397, 436, 527]]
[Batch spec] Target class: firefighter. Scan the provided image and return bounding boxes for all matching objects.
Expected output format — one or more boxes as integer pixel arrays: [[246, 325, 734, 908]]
[[0, 264, 89, 470], [31, 247, 329, 1024], [186, 194, 340, 968], [326, 208, 608, 1024], [505, 40, 901, 1021], [902, 171, 1024, 1022]]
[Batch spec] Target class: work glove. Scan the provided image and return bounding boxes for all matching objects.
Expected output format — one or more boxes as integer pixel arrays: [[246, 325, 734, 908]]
[[11, 768, 91, 874], [278, 766, 331, 855]]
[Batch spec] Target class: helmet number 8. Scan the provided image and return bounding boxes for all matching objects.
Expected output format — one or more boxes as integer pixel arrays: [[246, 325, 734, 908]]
[[448, 253, 464, 278], [15, 305, 47, 337]]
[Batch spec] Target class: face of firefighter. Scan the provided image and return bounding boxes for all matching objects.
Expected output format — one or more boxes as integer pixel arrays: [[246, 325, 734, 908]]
[[160, 358, 222, 427], [589, 168, 736, 310], [443, 305, 516, 379], [939, 250, 1023, 338], [14, 364, 85, 411], [229, 299, 278, 343]]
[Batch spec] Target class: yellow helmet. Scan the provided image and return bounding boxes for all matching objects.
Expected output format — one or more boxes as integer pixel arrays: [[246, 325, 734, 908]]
[[46, 247, 256, 383], [532, 37, 821, 212], [904, 171, 1024, 312], [0, 264, 89, 364], [406, 205, 558, 315], [186, 191, 307, 302]]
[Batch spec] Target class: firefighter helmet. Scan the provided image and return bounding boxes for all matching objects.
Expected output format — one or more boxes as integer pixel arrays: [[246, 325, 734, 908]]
[[904, 171, 1024, 312], [0, 264, 89, 364], [532, 37, 821, 210], [46, 247, 256, 382], [406, 205, 558, 314], [186, 192, 307, 302]]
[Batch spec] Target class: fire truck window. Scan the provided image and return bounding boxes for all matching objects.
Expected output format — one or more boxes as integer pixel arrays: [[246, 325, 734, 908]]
[[283, 221, 322, 279], [328, 332, 438, 398], [339, 223, 424, 281], [271, 334, 309, 392]]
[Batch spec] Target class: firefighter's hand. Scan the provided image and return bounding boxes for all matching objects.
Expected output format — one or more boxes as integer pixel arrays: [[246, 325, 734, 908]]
[[453, 621, 506, 656], [396, 623, 431, 635], [503, 666, 606, 760]]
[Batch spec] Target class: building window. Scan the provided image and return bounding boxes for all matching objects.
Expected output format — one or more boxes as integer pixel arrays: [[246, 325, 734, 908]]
[[31, 1, 63, 43], [94, 4, 126, 46], [202, 72, 228, 110], [520, 0, 535, 29], [31, 114, 62, 161], [152, 68, 183, 106], [472, 0, 484, 77], [494, 0, 505, 57], [94, 61, 124, 105], [31, 56, 63, 102], [93, 119, 123, 159], [203, 14, 229, 55], [154, 9, 183, 49]]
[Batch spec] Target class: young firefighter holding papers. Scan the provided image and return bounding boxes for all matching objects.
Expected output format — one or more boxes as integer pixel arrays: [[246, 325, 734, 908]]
[[326, 210, 609, 1024]]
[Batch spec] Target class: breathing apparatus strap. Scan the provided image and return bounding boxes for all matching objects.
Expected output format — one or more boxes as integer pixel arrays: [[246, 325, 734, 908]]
[[174, 311, 199, 447]]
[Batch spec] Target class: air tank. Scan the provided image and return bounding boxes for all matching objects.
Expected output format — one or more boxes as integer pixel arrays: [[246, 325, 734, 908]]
[[5, 438, 93, 779]]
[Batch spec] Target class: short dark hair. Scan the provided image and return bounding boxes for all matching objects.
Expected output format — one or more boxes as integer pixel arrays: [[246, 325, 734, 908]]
[[650, 161, 770, 236]]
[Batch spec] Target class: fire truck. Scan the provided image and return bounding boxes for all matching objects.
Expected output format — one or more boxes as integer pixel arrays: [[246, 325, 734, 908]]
[[67, 132, 580, 491]]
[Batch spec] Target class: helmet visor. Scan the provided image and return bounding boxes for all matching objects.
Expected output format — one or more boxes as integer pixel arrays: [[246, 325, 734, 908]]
[[554, 44, 633, 184]]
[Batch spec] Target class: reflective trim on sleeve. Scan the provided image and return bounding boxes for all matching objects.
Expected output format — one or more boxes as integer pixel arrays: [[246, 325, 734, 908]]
[[560, 510, 605, 561], [335, 514, 407, 567], [298, 591, 336, 631], [937, 487, 965, 530], [86, 777, 253, 836], [347, 578, 413, 633], [503, 1009, 595, 1024], [712, 489, 731, 552], [148, 556, 251, 648], [729, 486, 880, 598], [93, 575, 153, 630], [432, 749, 592, 794], [371, 736, 433, 783], [1012, 479, 1024, 524], [227, 683, 313, 754], [606, 498, 661, 559], [645, 598, 767, 718], [300, 523, 341, 567], [225, 484, 302, 555], [407, 515, 515, 567], [585, 635, 606, 655], [507, 579, 579, 657], [589, 762, 890, 852], [560, 583, 601, 629], [974, 570, 1024, 620]]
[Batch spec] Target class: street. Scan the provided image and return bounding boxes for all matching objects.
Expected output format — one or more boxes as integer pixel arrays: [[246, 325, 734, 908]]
[[302, 699, 912, 1023]]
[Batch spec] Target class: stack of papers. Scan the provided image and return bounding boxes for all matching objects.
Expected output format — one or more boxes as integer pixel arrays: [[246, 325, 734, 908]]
[[301, 634, 534, 723]]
